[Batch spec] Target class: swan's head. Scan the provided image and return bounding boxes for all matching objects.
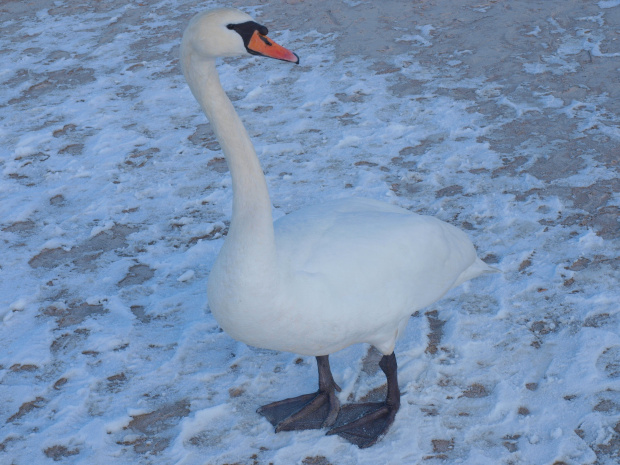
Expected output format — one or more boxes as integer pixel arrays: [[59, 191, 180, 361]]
[[181, 8, 299, 64]]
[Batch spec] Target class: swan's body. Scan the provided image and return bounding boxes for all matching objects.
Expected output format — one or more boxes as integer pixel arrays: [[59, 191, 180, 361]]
[[181, 8, 496, 448], [211, 196, 490, 356]]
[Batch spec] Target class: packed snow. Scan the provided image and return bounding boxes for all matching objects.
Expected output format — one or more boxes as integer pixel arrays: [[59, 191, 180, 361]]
[[1, 0, 619, 464]]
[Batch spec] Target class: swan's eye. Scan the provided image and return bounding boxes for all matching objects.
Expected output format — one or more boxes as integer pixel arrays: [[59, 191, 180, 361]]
[[226, 21, 273, 54], [227, 21, 268, 39]]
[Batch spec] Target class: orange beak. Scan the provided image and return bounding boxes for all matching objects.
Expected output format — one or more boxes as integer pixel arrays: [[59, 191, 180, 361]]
[[247, 30, 299, 64]]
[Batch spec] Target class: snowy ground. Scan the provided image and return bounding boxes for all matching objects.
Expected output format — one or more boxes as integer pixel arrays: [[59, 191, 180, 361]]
[[1, 0, 619, 463]]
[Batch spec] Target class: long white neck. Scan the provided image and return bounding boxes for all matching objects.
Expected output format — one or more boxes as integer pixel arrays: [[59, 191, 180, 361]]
[[182, 51, 277, 279]]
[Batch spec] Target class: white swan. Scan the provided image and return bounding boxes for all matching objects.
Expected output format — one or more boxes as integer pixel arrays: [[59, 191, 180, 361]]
[[181, 8, 496, 448]]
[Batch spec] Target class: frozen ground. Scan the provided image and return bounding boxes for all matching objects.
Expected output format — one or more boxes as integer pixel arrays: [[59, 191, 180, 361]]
[[1, 0, 619, 463]]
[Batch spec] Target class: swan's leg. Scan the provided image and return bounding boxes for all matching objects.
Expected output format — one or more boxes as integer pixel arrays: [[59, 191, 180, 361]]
[[326, 352, 400, 448], [257, 355, 341, 432]]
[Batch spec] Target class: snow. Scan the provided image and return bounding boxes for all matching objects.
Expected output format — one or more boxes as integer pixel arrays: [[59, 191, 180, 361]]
[[599, 0, 620, 8], [1, 0, 619, 464]]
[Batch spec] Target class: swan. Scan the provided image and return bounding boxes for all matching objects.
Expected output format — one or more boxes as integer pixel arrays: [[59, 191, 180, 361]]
[[180, 8, 496, 448]]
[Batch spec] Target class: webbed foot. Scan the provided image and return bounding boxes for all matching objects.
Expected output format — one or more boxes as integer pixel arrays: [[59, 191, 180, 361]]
[[257, 388, 340, 431], [327, 352, 400, 448], [326, 401, 397, 448], [257, 355, 341, 432]]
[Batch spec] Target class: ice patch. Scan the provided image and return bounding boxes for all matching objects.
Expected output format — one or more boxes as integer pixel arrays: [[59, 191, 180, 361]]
[[177, 270, 195, 282], [336, 135, 362, 148], [498, 96, 541, 117], [598, 0, 620, 8], [396, 34, 432, 47], [525, 26, 541, 37], [90, 221, 116, 237]]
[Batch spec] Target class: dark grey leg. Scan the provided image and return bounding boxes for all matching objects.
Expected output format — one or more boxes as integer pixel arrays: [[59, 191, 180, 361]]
[[257, 355, 341, 432], [326, 352, 400, 448]]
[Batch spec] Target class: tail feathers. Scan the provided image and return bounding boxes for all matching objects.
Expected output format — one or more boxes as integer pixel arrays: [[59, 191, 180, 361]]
[[453, 257, 500, 287]]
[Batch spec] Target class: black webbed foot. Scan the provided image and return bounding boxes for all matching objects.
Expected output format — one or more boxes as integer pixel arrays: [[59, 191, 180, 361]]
[[257, 388, 340, 431], [326, 401, 398, 448], [257, 355, 340, 432], [326, 352, 400, 448]]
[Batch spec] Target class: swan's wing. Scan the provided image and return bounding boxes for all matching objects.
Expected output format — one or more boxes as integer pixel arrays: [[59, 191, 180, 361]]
[[274, 197, 409, 272], [268, 197, 492, 355], [274, 197, 478, 310]]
